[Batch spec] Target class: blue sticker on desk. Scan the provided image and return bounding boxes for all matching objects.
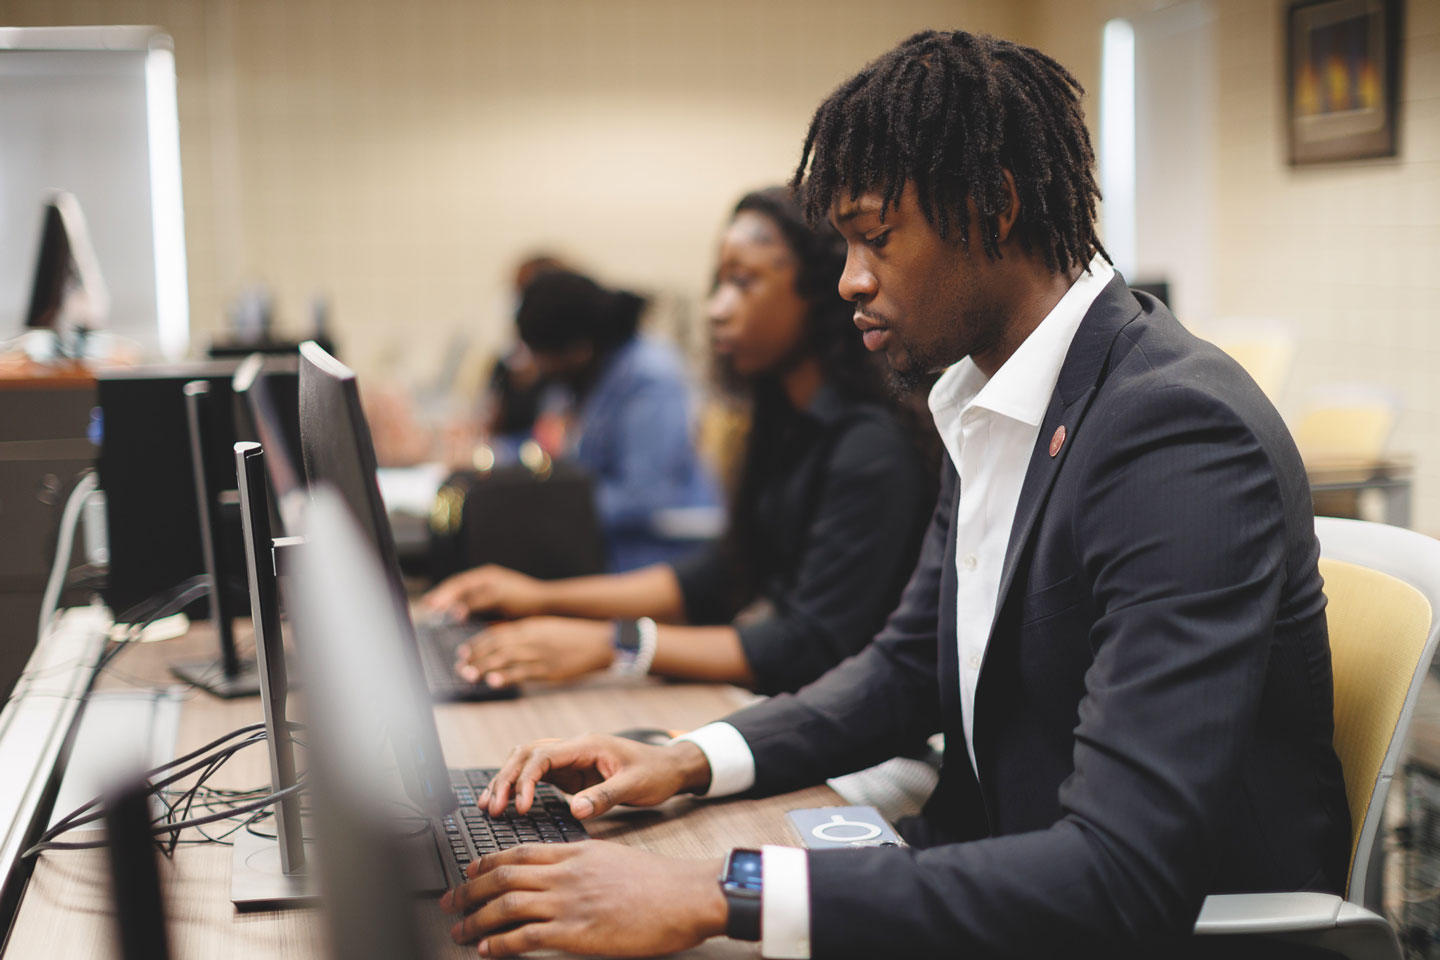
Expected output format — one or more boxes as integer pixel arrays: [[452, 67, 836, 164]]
[[786, 806, 905, 850]]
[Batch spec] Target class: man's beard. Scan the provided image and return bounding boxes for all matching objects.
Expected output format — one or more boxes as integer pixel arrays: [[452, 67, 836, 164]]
[[882, 335, 950, 399], [885, 360, 936, 398]]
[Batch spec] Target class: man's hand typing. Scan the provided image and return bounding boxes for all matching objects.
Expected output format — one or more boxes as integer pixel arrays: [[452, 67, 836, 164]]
[[438, 842, 727, 958], [479, 735, 713, 819]]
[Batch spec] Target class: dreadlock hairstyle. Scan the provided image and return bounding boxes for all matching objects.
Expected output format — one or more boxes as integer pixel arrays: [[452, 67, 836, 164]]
[[792, 30, 1109, 275]]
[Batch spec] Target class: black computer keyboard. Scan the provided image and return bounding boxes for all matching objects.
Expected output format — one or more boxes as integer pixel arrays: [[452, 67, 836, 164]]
[[440, 769, 588, 882]]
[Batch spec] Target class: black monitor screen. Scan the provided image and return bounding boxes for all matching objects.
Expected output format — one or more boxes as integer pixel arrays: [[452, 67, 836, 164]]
[[296, 340, 454, 814], [25, 203, 71, 330], [98, 362, 302, 620], [296, 341, 403, 584]]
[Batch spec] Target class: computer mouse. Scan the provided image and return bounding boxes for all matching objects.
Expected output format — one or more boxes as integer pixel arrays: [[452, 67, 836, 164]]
[[612, 727, 676, 747]]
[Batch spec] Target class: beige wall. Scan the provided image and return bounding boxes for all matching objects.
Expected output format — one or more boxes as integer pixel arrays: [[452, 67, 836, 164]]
[[2, 0, 1023, 386], [5, 0, 1439, 525], [1027, 0, 1440, 531]]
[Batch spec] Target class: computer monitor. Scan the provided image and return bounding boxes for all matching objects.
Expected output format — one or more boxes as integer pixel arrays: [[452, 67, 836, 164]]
[[296, 341, 407, 609], [98, 363, 249, 623], [97, 361, 302, 697], [23, 191, 109, 356], [232, 353, 303, 528], [285, 486, 451, 956], [296, 340, 521, 706]]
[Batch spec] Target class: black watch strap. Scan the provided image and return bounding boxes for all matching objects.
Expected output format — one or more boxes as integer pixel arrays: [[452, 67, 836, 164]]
[[720, 848, 763, 942]]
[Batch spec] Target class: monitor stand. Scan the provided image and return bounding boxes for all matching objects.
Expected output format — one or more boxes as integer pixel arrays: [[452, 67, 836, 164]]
[[230, 441, 314, 909], [167, 656, 259, 699], [173, 382, 259, 699], [230, 818, 445, 910], [228, 442, 449, 908]]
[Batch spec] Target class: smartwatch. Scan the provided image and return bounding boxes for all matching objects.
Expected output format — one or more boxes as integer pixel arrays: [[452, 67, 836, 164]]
[[611, 618, 658, 676], [612, 619, 642, 669], [719, 848, 763, 941]]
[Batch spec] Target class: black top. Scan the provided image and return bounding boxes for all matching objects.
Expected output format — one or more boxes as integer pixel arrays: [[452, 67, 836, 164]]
[[672, 384, 931, 695]]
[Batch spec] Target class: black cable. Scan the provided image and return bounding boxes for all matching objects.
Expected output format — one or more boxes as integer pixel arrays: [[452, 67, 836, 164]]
[[45, 723, 265, 833], [8, 576, 217, 711], [28, 721, 311, 861], [37, 735, 267, 844], [39, 723, 267, 840], [24, 782, 306, 855]]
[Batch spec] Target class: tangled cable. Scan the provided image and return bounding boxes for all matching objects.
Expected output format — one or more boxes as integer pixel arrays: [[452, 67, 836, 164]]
[[24, 722, 306, 860]]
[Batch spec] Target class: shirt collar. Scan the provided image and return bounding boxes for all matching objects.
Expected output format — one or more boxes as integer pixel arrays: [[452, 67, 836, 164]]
[[928, 253, 1115, 428]]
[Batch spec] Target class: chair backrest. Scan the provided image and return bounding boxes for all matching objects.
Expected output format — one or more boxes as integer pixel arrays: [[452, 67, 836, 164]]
[[1315, 517, 1440, 903], [1294, 384, 1399, 464], [1206, 326, 1298, 406]]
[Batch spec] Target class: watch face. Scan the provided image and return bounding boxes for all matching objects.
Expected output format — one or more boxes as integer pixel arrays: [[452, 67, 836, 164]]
[[725, 850, 763, 892]]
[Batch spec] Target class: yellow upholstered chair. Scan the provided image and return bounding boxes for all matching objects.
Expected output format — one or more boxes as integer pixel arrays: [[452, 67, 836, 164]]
[[1205, 323, 1299, 407], [1293, 388, 1398, 465], [1194, 517, 1440, 960]]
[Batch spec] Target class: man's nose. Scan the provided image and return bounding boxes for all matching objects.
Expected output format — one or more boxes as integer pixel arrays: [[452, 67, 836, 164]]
[[838, 249, 877, 302]]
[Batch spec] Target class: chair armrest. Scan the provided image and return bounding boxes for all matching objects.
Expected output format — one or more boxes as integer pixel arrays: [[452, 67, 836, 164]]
[[1194, 892, 1343, 934], [1195, 894, 1402, 960]]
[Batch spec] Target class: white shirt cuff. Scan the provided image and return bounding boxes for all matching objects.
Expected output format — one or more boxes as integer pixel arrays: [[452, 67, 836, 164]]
[[668, 721, 755, 798], [760, 844, 810, 959]]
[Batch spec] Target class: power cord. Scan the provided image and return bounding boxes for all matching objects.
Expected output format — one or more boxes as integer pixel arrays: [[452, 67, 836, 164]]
[[37, 470, 100, 646]]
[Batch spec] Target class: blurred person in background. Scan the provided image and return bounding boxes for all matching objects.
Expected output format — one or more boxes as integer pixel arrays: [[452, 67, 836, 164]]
[[483, 254, 567, 444], [512, 268, 719, 572], [424, 186, 935, 695]]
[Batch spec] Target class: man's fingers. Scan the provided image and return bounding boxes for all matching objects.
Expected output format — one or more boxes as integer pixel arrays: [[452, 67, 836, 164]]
[[443, 857, 556, 915], [483, 744, 532, 815], [450, 891, 553, 943], [479, 922, 557, 958], [480, 737, 612, 814], [513, 748, 558, 814], [506, 738, 604, 813], [569, 772, 642, 819]]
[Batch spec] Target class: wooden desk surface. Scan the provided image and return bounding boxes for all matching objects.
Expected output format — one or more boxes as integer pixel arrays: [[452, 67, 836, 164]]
[[5, 624, 839, 958]]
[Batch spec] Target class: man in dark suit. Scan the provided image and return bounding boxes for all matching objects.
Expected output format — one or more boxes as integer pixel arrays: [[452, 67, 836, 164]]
[[438, 30, 1350, 959]]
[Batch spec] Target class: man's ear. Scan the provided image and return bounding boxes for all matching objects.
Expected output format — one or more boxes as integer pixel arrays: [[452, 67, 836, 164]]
[[995, 169, 1021, 244]]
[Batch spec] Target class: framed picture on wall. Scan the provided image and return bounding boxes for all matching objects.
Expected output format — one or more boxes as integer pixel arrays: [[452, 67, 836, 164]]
[[1286, 0, 1401, 164]]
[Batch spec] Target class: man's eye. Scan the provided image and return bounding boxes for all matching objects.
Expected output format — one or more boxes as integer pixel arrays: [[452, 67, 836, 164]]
[[730, 275, 754, 291], [867, 231, 890, 250]]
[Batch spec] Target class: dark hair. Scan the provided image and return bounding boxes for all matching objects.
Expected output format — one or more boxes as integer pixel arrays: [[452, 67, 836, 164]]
[[721, 187, 938, 605], [515, 270, 645, 354], [791, 30, 1109, 275], [730, 186, 888, 406]]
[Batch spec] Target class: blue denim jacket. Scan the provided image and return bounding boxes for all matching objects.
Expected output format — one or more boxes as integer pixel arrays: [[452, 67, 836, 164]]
[[572, 337, 720, 571]]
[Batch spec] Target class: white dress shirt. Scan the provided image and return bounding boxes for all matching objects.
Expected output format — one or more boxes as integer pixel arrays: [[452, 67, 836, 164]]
[[935, 253, 1114, 771], [674, 254, 1116, 958]]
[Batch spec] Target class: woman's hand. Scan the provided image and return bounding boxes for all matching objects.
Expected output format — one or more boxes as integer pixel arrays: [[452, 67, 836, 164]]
[[423, 564, 549, 620], [454, 617, 614, 689]]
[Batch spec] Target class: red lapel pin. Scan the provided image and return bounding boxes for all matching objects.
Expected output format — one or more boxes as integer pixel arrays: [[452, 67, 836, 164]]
[[1049, 425, 1066, 457]]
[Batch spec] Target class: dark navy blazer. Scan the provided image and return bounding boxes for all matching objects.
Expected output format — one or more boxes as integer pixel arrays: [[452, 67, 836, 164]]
[[722, 275, 1351, 958]]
